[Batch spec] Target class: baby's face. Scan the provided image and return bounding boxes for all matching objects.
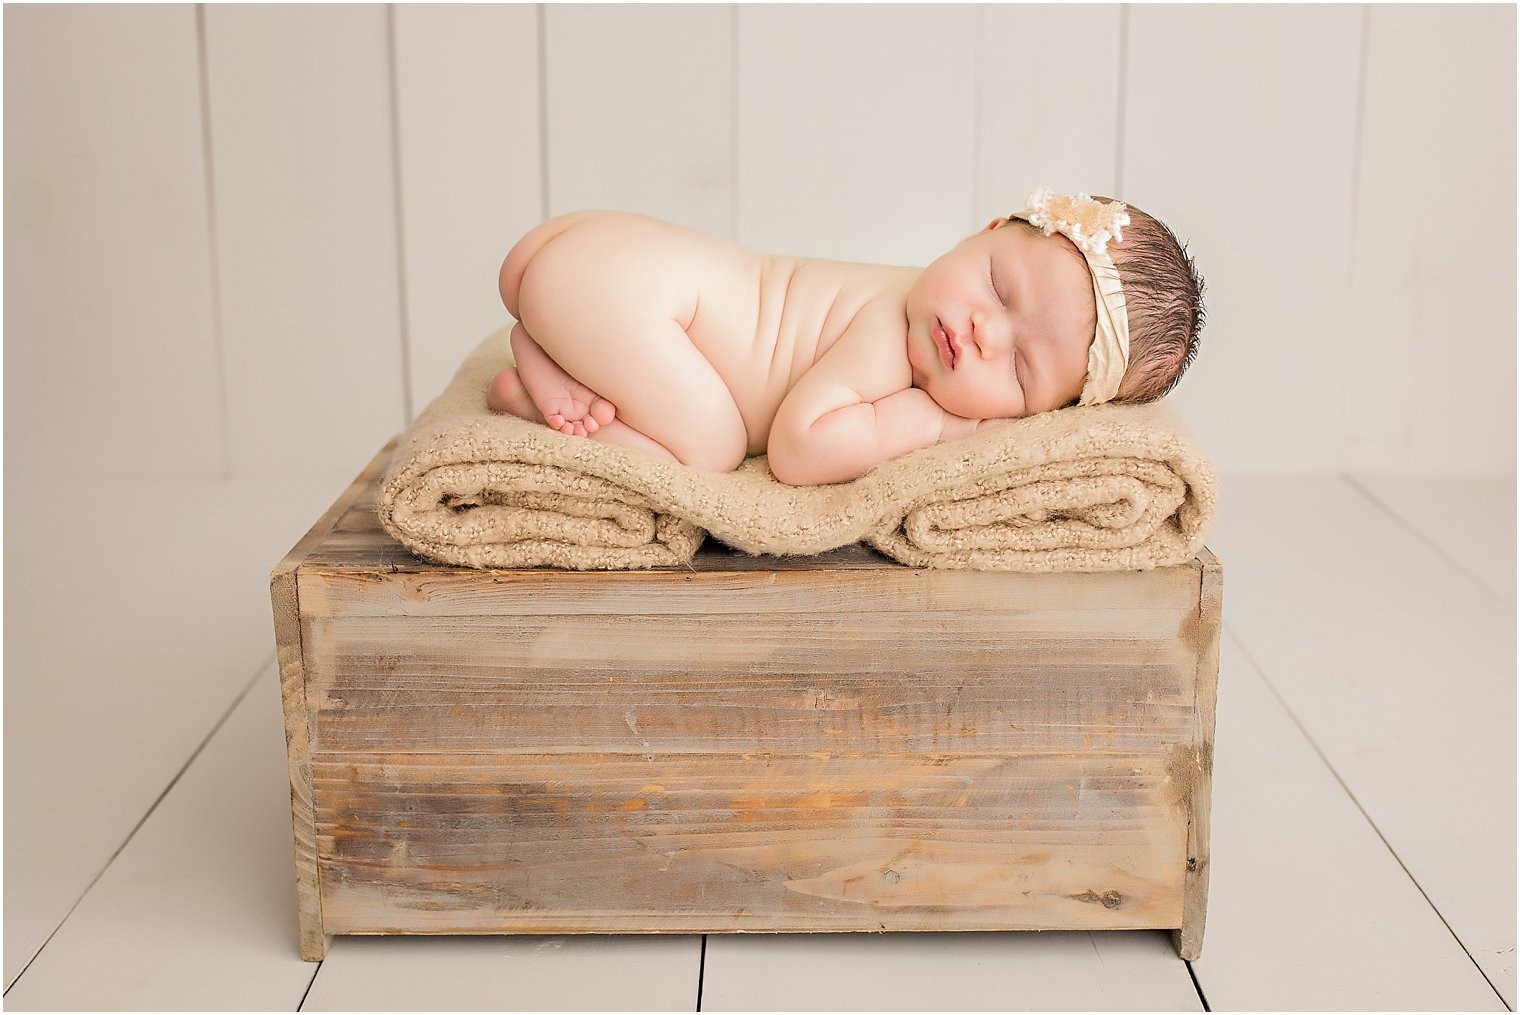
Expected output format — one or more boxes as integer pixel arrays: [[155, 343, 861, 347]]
[[904, 219, 1097, 419]]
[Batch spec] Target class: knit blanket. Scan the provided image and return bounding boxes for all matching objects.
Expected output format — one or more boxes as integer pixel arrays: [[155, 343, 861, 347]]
[[378, 327, 1217, 571]]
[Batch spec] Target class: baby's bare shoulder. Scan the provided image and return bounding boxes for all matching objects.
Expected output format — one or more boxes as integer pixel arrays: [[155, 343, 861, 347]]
[[789, 284, 914, 401]]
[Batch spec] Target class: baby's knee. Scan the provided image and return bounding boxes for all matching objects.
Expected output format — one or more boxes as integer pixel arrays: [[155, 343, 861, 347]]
[[665, 399, 748, 473], [675, 437, 746, 474]]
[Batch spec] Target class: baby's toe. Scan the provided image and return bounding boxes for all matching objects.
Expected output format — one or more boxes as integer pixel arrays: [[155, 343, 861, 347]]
[[589, 399, 617, 426], [582, 416, 600, 434]]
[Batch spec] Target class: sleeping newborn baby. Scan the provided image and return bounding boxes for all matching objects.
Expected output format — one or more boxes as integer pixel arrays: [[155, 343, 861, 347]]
[[487, 188, 1205, 486]]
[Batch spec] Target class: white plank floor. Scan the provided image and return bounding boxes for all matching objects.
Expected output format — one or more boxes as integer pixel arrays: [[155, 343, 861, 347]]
[[3, 470, 1513, 1011]]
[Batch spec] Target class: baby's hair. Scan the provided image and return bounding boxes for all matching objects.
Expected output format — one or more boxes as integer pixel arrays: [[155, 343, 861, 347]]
[[1102, 200, 1206, 404], [1001, 206, 1205, 405]]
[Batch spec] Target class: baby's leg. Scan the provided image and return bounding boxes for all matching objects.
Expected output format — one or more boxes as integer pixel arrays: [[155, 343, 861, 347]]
[[512, 233, 748, 471], [509, 322, 617, 437], [584, 417, 680, 463], [487, 357, 679, 463], [520, 314, 749, 473]]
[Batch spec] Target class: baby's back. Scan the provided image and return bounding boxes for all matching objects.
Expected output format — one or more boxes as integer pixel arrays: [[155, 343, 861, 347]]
[[502, 210, 913, 454]]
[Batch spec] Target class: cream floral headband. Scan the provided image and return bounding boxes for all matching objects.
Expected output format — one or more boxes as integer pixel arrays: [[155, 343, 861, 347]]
[[1006, 187, 1130, 405]]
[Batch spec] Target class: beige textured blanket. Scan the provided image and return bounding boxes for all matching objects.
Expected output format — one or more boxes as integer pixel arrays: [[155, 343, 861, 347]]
[[378, 327, 1217, 571]]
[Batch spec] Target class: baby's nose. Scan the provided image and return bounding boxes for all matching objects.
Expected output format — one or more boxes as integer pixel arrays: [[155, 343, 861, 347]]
[[970, 314, 1000, 358]]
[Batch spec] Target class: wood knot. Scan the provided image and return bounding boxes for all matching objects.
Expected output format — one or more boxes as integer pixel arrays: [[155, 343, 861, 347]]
[[1068, 889, 1123, 909]]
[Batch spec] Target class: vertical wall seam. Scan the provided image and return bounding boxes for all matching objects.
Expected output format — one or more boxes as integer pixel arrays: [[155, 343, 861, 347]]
[[730, 4, 739, 242], [386, 5, 415, 427], [1338, 5, 1372, 470], [971, 5, 984, 227], [537, 4, 550, 220], [1114, 4, 1129, 195], [195, 4, 232, 479]]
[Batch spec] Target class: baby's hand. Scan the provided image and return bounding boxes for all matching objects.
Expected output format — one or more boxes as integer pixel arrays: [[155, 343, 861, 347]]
[[937, 412, 984, 445]]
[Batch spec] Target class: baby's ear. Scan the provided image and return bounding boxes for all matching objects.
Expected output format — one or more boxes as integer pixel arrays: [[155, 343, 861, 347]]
[[983, 217, 1004, 232]]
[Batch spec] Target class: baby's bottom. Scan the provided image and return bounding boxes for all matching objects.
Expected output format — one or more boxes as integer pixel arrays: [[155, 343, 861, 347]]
[[488, 323, 680, 463]]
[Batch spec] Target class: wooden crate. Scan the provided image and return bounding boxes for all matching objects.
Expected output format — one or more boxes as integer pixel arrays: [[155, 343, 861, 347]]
[[271, 437, 1222, 962]]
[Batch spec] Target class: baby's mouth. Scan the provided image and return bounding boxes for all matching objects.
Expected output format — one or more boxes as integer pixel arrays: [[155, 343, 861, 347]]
[[933, 319, 957, 369]]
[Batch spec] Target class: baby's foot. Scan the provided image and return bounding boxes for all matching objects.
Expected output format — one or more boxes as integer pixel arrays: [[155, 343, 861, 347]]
[[540, 381, 618, 438], [510, 322, 618, 437], [486, 367, 542, 420]]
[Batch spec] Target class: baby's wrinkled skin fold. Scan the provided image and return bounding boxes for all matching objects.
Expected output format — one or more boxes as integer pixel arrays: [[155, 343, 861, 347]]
[[489, 210, 1109, 486]]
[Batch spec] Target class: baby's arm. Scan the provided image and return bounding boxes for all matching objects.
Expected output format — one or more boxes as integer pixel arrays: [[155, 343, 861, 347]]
[[776, 389, 975, 485], [768, 303, 981, 486]]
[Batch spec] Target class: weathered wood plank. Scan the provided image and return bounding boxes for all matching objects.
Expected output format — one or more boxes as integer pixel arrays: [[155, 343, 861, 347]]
[[301, 561, 1203, 617], [315, 751, 1187, 936], [278, 435, 1219, 958], [271, 572, 329, 961], [303, 613, 1197, 758], [1174, 545, 1220, 960], [270, 445, 392, 960]]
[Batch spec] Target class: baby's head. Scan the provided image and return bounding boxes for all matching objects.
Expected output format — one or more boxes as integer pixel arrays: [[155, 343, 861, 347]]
[[1011, 189, 1206, 407], [905, 188, 1205, 420]]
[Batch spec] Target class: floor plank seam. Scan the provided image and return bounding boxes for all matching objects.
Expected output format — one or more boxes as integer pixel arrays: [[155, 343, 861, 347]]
[[297, 960, 321, 1011], [1340, 472, 1514, 608], [1223, 623, 1509, 1006], [1185, 958, 1210, 1011], [0, 653, 274, 999]]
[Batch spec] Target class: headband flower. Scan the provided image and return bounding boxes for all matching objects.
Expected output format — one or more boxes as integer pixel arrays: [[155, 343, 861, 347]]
[[1021, 187, 1130, 257]]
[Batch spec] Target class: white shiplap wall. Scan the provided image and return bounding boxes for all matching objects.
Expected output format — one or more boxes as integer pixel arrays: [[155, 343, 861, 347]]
[[393, 4, 542, 417], [1124, 4, 1365, 473], [4, 5, 224, 479], [979, 5, 1122, 219], [736, 4, 980, 265], [203, 5, 408, 477], [4, 3, 1514, 482], [546, 5, 733, 234], [1343, 5, 1517, 475]]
